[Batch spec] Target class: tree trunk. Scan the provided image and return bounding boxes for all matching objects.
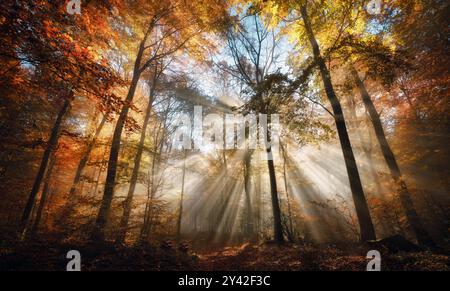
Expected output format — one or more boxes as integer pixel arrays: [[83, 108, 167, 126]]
[[21, 98, 71, 231], [176, 150, 187, 238], [266, 147, 284, 243], [255, 151, 262, 236], [300, 5, 376, 241], [351, 67, 435, 247], [140, 169, 153, 241], [243, 150, 254, 236], [91, 40, 146, 241], [140, 110, 170, 240], [69, 114, 107, 198], [90, 138, 111, 198], [116, 88, 155, 244], [141, 158, 158, 240], [281, 142, 295, 242], [59, 113, 107, 222], [29, 152, 56, 237]]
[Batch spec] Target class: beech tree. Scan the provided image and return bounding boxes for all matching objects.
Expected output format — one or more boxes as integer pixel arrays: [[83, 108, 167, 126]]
[[253, 0, 376, 241], [219, 13, 285, 242], [92, 0, 229, 240], [0, 1, 124, 234]]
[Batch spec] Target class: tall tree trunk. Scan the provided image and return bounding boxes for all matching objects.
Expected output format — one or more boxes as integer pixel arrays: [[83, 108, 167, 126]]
[[91, 39, 147, 241], [59, 113, 107, 222], [266, 147, 284, 243], [21, 98, 71, 231], [300, 5, 376, 241], [220, 122, 228, 232], [140, 169, 153, 241], [116, 88, 155, 244], [351, 67, 435, 247], [176, 150, 187, 238], [255, 151, 262, 236], [140, 117, 167, 241], [69, 113, 107, 198], [29, 152, 56, 237], [281, 142, 295, 242], [91, 138, 111, 197], [141, 111, 170, 240], [243, 150, 254, 236]]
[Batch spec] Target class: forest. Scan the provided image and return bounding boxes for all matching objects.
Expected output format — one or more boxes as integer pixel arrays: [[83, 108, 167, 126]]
[[0, 0, 449, 271]]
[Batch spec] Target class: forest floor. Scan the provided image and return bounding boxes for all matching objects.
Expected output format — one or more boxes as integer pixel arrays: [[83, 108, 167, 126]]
[[195, 241, 450, 271], [1, 238, 449, 271]]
